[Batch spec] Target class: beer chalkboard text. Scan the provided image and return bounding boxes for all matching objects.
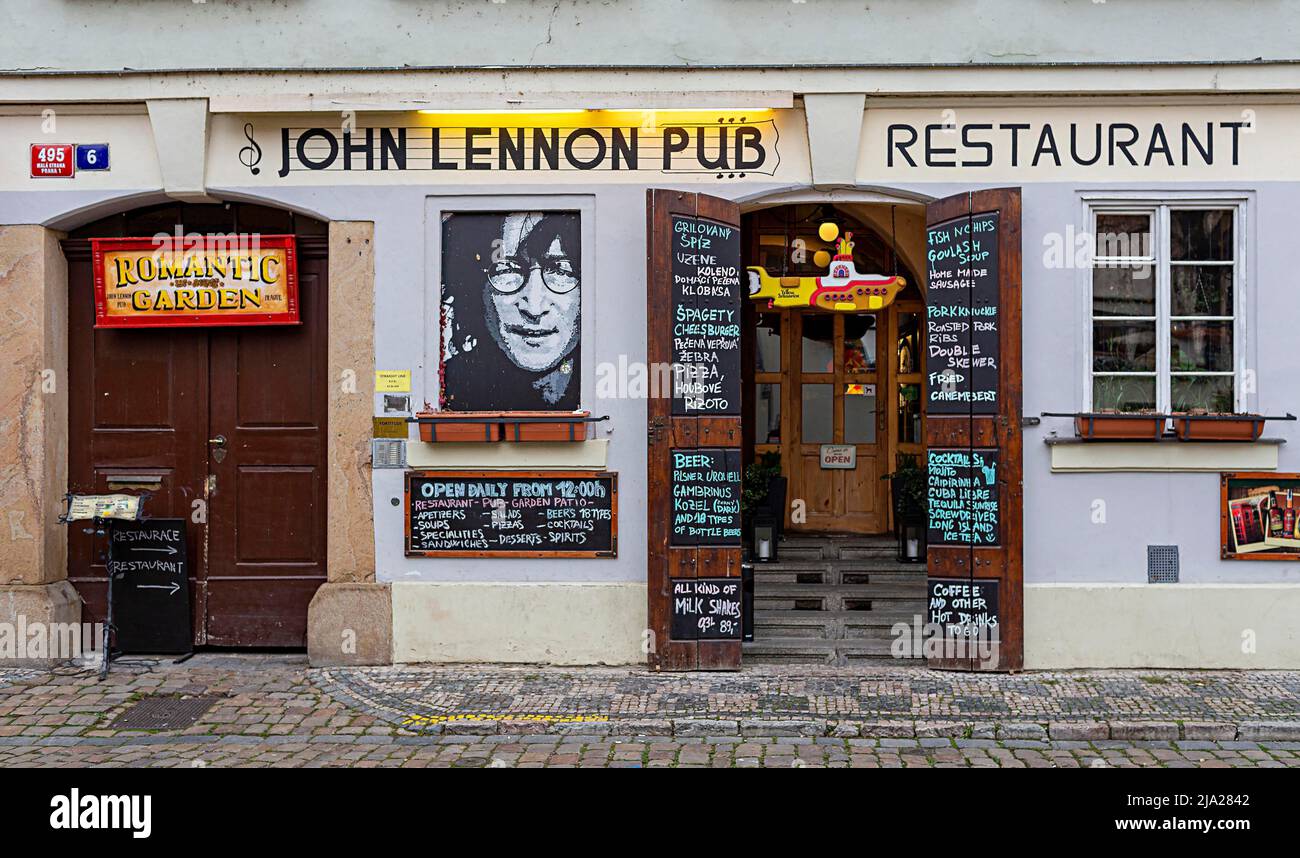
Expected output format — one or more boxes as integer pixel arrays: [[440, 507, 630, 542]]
[[669, 448, 742, 546], [405, 470, 617, 557]]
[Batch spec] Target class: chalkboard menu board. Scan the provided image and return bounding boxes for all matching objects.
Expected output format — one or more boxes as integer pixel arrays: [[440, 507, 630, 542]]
[[108, 518, 191, 654], [405, 470, 617, 557], [671, 215, 742, 416], [927, 448, 1001, 546], [927, 578, 1000, 640], [669, 448, 742, 546], [671, 578, 743, 640], [925, 211, 1001, 415]]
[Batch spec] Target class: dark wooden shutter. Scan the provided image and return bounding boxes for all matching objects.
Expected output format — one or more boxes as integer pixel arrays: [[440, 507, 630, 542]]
[[646, 190, 744, 671], [924, 188, 1024, 671]]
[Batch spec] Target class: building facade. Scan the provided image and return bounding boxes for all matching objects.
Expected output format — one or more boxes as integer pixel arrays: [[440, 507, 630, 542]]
[[2, 1, 1298, 669]]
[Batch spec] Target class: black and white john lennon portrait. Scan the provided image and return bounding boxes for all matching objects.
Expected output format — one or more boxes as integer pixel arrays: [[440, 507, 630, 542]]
[[440, 212, 582, 411]]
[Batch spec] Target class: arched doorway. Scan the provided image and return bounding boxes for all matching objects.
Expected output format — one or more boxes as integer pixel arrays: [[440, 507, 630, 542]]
[[62, 202, 329, 648], [742, 203, 926, 535]]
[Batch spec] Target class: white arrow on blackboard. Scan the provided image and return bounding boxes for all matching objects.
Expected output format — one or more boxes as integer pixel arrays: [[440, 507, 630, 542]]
[[133, 546, 179, 555], [137, 582, 181, 596]]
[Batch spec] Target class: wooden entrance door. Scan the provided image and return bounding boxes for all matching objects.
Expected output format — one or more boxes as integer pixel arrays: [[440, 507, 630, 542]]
[[923, 188, 1023, 671], [65, 205, 328, 648], [790, 310, 886, 532], [645, 189, 743, 671]]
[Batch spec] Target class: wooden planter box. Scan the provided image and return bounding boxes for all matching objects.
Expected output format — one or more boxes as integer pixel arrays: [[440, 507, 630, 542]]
[[502, 411, 591, 442], [1174, 414, 1266, 442], [1073, 412, 1165, 440], [416, 411, 502, 443]]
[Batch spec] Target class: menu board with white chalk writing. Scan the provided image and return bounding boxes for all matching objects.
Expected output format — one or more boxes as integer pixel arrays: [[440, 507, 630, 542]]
[[671, 578, 743, 640], [405, 471, 617, 557], [108, 518, 192, 654], [669, 448, 742, 546], [927, 578, 1000, 640], [671, 215, 742, 416], [927, 448, 1001, 546], [925, 211, 1001, 415]]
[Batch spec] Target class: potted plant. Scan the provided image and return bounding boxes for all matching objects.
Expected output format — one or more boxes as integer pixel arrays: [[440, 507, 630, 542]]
[[883, 453, 927, 563]]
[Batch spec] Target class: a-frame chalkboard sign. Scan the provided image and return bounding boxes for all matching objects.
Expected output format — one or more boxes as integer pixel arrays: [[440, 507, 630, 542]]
[[923, 188, 1024, 672], [646, 189, 744, 671]]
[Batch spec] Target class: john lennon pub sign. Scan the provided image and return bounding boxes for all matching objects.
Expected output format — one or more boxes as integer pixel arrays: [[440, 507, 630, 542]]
[[235, 114, 780, 178]]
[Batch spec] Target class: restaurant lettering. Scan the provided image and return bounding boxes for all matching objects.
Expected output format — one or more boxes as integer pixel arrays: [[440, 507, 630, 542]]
[[887, 120, 1248, 169]]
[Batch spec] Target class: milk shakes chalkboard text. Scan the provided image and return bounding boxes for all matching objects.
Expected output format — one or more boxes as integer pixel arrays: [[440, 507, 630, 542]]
[[671, 215, 741, 416], [670, 449, 742, 545], [925, 212, 1000, 414], [405, 472, 617, 556], [927, 448, 1001, 546], [671, 578, 743, 640]]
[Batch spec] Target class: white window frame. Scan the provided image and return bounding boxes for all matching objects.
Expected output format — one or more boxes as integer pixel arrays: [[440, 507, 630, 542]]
[[1080, 193, 1249, 415]]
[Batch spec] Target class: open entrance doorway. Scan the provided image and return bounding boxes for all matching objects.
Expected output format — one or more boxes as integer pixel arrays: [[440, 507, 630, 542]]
[[741, 203, 927, 536], [738, 202, 929, 665]]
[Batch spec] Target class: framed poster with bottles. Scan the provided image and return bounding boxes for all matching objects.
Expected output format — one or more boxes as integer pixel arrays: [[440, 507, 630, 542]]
[[1221, 472, 1300, 560]]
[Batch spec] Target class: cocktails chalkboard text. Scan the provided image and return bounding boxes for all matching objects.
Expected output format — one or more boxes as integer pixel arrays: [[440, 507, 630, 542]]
[[927, 448, 1001, 546]]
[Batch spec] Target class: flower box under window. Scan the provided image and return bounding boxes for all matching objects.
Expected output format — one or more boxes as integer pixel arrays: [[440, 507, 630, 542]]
[[415, 410, 600, 443]]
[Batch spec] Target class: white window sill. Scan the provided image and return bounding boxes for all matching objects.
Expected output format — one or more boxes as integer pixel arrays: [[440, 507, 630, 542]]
[[1045, 437, 1283, 473]]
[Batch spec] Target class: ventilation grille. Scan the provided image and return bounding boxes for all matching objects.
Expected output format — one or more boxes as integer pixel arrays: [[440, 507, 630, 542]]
[[1147, 544, 1179, 583], [371, 439, 407, 469]]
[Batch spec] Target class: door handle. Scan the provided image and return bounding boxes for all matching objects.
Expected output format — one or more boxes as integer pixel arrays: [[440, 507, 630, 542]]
[[209, 434, 228, 463], [209, 435, 226, 447]]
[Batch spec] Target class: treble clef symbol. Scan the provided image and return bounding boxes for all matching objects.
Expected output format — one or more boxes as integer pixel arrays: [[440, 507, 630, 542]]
[[239, 122, 262, 175]]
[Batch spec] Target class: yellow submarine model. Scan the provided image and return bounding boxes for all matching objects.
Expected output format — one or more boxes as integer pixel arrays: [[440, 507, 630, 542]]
[[746, 224, 906, 312]]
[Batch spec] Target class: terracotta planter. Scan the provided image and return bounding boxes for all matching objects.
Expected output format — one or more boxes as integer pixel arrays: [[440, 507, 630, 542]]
[[502, 411, 591, 442], [416, 411, 502, 443], [1174, 414, 1265, 442], [1073, 412, 1165, 440]]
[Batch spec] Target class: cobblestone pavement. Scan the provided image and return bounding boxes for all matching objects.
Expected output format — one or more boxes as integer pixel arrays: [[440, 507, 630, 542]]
[[0, 656, 1298, 767], [318, 663, 1300, 724]]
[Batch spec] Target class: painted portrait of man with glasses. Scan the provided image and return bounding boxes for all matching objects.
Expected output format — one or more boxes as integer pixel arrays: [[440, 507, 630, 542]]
[[440, 211, 581, 410]]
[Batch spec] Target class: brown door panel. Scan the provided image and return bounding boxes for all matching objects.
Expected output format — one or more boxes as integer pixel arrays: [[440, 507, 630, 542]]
[[203, 578, 319, 647], [64, 220, 328, 650]]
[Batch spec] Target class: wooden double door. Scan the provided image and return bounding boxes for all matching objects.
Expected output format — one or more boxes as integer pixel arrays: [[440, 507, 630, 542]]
[[64, 206, 328, 648], [753, 309, 892, 533]]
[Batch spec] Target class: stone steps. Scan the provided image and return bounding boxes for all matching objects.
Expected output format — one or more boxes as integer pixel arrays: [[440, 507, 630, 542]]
[[745, 535, 926, 667]]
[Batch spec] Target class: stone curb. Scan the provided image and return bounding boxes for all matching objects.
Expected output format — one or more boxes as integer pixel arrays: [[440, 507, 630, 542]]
[[393, 718, 1300, 742]]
